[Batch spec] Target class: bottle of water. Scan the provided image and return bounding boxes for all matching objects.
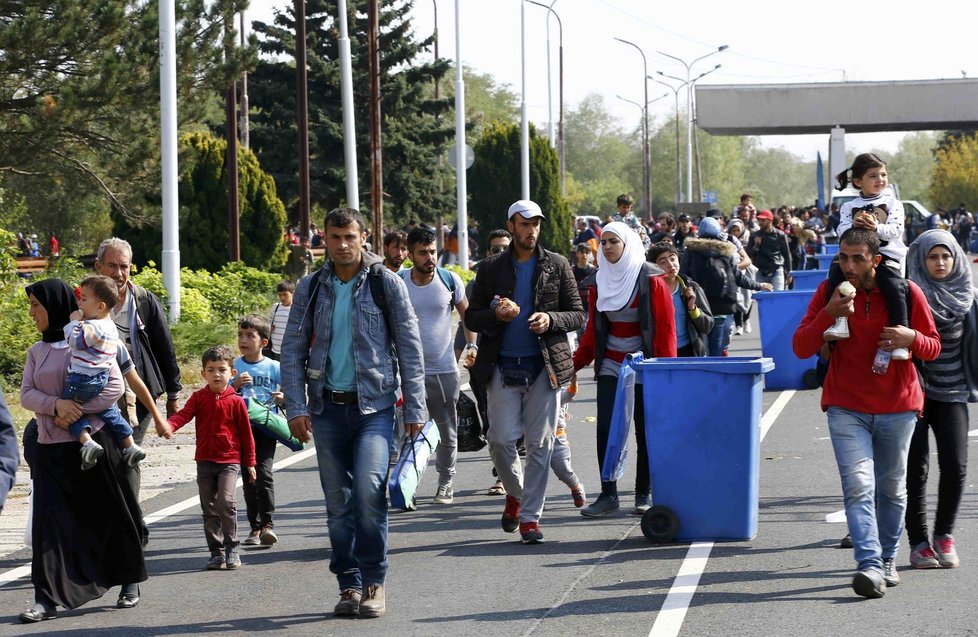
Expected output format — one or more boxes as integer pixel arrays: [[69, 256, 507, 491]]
[[872, 347, 891, 375]]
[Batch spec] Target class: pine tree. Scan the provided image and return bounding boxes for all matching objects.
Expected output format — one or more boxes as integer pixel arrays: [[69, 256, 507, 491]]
[[469, 121, 571, 253], [117, 132, 288, 272], [248, 0, 455, 228]]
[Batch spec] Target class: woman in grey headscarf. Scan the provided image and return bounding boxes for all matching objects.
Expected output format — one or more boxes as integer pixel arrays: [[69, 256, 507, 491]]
[[904, 229, 978, 571]]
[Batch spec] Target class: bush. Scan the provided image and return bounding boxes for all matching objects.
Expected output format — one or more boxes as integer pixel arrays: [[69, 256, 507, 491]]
[[0, 280, 39, 386]]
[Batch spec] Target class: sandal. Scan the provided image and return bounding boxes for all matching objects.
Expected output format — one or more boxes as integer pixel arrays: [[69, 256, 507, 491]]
[[487, 479, 506, 496]]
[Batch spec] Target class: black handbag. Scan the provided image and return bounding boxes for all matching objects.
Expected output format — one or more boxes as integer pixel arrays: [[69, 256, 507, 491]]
[[456, 392, 487, 452]]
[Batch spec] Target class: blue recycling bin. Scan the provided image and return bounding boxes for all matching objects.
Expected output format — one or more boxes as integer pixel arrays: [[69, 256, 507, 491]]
[[754, 290, 818, 390], [632, 355, 774, 542], [790, 269, 828, 291], [816, 253, 836, 270], [820, 243, 840, 255]]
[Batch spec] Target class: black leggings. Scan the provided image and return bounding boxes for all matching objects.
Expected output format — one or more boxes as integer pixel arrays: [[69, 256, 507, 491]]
[[596, 375, 649, 498], [826, 256, 909, 327], [905, 397, 969, 546]]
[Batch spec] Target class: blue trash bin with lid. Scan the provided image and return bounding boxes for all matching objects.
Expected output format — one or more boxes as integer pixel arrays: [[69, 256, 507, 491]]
[[790, 269, 828, 291], [816, 253, 836, 270], [627, 354, 774, 542], [820, 243, 839, 255], [754, 290, 819, 390]]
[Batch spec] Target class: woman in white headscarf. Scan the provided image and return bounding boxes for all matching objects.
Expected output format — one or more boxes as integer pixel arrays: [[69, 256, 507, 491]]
[[904, 229, 978, 570], [572, 222, 677, 518]]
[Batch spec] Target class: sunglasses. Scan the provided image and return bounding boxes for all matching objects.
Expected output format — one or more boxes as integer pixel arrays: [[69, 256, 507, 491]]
[[489, 245, 507, 254]]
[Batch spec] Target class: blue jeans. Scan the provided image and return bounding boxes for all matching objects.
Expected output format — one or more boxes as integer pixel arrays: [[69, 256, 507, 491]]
[[311, 402, 394, 591], [707, 315, 733, 356], [63, 370, 133, 441], [827, 407, 916, 571], [756, 269, 785, 291]]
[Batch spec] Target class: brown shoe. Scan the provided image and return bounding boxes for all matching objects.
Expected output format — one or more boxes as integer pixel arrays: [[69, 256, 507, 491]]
[[334, 588, 361, 617], [359, 583, 385, 618]]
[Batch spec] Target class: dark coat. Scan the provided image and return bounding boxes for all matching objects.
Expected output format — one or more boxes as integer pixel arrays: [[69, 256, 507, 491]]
[[465, 244, 585, 389], [682, 237, 764, 315]]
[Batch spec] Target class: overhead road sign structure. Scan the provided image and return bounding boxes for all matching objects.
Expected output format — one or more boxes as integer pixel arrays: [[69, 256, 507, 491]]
[[695, 78, 978, 135]]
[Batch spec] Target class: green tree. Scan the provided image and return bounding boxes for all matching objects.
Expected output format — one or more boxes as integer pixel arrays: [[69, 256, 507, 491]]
[[248, 0, 455, 227], [930, 133, 978, 209], [0, 0, 254, 223], [469, 121, 570, 252], [116, 131, 288, 272], [887, 132, 938, 208]]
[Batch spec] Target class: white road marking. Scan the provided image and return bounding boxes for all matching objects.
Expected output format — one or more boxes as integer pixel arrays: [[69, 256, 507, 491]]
[[647, 390, 794, 637], [0, 447, 318, 587], [825, 510, 847, 524]]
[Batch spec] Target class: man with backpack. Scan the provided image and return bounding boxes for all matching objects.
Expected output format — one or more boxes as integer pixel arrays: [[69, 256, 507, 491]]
[[281, 208, 426, 619], [681, 217, 771, 355], [401, 227, 477, 504]]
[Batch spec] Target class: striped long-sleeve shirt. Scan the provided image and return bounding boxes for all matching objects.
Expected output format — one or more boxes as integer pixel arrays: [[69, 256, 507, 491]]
[[66, 317, 120, 375], [920, 319, 975, 403]]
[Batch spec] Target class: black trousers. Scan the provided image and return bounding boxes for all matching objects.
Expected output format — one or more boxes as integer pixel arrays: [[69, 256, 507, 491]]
[[905, 397, 969, 546], [596, 375, 649, 498], [826, 256, 908, 327], [243, 428, 277, 530]]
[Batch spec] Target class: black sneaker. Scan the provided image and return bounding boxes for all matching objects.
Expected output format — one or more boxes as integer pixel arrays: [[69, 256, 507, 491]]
[[839, 533, 853, 549], [852, 568, 886, 598], [581, 493, 620, 518], [882, 558, 899, 587]]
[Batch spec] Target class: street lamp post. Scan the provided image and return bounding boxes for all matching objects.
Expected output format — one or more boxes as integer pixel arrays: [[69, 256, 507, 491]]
[[614, 37, 650, 217], [526, 0, 564, 196], [519, 0, 530, 200], [616, 94, 668, 215], [656, 45, 727, 202], [650, 76, 686, 205]]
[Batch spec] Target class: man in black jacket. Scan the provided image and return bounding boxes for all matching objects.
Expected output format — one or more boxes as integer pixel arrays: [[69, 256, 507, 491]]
[[95, 238, 182, 445], [746, 209, 792, 290], [465, 200, 584, 544]]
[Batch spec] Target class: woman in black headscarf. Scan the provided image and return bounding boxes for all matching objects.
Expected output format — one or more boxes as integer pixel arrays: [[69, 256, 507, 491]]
[[904, 230, 978, 570], [18, 279, 147, 623]]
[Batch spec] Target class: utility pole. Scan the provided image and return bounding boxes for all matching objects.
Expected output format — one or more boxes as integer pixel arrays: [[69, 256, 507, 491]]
[[432, 0, 444, 253], [159, 0, 180, 321], [337, 0, 359, 211], [295, 0, 311, 237], [368, 0, 383, 250], [239, 10, 249, 148], [225, 11, 240, 261]]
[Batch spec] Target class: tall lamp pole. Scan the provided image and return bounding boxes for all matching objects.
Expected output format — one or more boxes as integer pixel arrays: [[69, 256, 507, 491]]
[[658, 64, 720, 203], [453, 0, 468, 268], [519, 0, 530, 200], [614, 37, 650, 217], [651, 76, 686, 205], [526, 0, 564, 196], [656, 45, 727, 202], [295, 0, 310, 238]]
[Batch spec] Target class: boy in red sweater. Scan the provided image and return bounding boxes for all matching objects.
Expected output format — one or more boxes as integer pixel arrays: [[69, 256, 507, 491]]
[[163, 346, 256, 571], [794, 229, 940, 599]]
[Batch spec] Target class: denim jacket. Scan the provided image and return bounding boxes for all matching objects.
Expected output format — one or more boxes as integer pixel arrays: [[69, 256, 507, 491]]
[[280, 251, 427, 424]]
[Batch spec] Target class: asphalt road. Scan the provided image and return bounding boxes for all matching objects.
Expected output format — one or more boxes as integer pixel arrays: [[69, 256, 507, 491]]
[[1, 312, 976, 636]]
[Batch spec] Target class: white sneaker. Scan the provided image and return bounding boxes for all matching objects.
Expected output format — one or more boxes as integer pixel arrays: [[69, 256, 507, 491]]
[[823, 317, 850, 341], [733, 326, 744, 336], [890, 347, 911, 361], [433, 484, 454, 504], [745, 320, 752, 334]]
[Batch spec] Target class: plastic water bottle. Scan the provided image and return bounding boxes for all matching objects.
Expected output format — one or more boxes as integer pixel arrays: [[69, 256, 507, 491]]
[[872, 348, 891, 375]]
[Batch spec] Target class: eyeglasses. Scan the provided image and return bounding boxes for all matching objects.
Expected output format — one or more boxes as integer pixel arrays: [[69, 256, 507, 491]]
[[489, 245, 507, 254]]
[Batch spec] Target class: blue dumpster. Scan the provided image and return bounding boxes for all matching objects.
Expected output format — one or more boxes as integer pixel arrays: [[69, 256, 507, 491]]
[[632, 355, 774, 542], [816, 253, 836, 270], [754, 290, 818, 390], [790, 269, 828, 291], [820, 243, 839, 255]]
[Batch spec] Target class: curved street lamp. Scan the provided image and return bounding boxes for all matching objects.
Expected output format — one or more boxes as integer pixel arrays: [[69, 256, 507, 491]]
[[614, 37, 651, 217]]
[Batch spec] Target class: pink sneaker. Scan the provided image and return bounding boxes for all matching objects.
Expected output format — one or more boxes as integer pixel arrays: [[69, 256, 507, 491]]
[[933, 534, 960, 569], [909, 542, 940, 569]]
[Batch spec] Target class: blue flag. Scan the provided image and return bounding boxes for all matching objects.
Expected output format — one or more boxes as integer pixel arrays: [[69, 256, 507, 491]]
[[816, 152, 825, 211]]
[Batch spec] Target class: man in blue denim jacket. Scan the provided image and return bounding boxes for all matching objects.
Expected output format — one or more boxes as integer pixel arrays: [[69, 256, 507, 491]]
[[281, 208, 426, 619]]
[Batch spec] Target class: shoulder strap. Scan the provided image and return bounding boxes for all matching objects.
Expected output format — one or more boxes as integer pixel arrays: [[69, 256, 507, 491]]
[[435, 267, 456, 293], [368, 262, 393, 335]]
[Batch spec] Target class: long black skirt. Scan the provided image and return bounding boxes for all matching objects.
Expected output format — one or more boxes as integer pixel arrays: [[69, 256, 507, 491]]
[[32, 427, 148, 609]]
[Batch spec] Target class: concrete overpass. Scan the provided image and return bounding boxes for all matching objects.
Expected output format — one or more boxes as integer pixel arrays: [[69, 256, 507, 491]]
[[695, 78, 978, 185]]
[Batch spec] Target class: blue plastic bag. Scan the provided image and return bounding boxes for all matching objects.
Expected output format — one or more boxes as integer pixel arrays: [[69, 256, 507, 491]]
[[601, 354, 642, 482]]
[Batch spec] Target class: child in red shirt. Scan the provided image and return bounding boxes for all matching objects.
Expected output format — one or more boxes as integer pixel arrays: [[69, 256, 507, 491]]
[[162, 345, 256, 571]]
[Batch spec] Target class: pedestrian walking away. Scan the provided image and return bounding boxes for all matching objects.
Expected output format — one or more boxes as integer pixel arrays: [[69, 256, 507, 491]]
[[793, 228, 941, 599], [464, 199, 584, 545], [266, 280, 295, 361], [281, 207, 426, 618], [904, 229, 978, 570], [573, 222, 677, 518], [400, 226, 477, 505]]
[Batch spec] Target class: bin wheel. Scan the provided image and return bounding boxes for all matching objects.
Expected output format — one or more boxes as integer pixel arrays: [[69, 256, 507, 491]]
[[641, 505, 679, 543], [802, 368, 820, 389]]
